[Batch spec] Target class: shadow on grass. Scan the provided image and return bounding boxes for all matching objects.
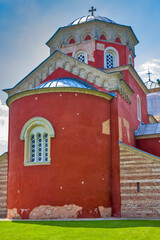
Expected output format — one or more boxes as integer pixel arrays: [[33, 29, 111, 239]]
[[12, 220, 160, 229]]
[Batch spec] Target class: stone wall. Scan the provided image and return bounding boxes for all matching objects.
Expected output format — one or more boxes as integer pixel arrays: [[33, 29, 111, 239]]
[[120, 142, 160, 218], [0, 152, 8, 218]]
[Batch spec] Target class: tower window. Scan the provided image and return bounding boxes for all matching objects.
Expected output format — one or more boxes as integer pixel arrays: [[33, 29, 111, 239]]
[[104, 47, 119, 69], [20, 117, 55, 165], [78, 54, 85, 63], [75, 50, 87, 64], [106, 53, 114, 69]]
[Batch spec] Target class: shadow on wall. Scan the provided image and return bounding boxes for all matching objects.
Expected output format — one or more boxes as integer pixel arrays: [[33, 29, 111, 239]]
[[12, 220, 160, 229]]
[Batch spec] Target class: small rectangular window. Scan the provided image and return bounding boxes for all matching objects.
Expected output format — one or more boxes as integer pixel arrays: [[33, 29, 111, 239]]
[[137, 182, 140, 192]]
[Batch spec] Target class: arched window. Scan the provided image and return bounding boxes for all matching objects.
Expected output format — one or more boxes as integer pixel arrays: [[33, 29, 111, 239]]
[[128, 55, 133, 65], [69, 38, 75, 44], [104, 47, 119, 69], [85, 35, 91, 41], [75, 50, 87, 63], [20, 117, 55, 165], [115, 37, 121, 43], [100, 35, 107, 41], [137, 95, 141, 121]]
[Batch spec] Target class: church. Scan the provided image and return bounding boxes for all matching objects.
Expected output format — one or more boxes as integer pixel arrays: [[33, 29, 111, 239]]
[[0, 7, 160, 219]]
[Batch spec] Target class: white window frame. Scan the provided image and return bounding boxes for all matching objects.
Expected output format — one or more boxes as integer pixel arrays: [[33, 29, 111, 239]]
[[74, 50, 88, 64], [104, 47, 119, 69], [137, 95, 141, 121], [20, 117, 55, 166]]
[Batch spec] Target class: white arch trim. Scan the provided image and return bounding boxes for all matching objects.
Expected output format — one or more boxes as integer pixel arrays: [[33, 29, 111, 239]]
[[20, 117, 55, 140], [104, 46, 119, 69], [20, 117, 55, 165], [74, 49, 88, 64]]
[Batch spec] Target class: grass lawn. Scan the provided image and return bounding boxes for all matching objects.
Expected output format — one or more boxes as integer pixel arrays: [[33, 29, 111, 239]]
[[0, 220, 160, 240]]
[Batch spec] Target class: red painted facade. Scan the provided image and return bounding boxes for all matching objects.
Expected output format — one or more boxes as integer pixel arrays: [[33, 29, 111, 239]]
[[136, 138, 160, 157], [5, 15, 160, 220], [8, 92, 116, 218]]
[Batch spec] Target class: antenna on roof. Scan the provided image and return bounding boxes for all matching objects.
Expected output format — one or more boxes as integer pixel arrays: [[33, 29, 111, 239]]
[[89, 6, 96, 16]]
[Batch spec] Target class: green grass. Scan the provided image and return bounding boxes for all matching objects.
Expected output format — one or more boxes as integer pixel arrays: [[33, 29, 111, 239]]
[[0, 220, 160, 240]]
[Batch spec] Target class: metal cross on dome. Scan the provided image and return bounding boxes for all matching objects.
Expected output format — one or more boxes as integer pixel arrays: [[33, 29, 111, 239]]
[[89, 6, 96, 16], [146, 67, 152, 81]]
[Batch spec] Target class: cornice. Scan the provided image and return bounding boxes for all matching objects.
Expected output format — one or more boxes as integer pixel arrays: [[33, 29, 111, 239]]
[[103, 64, 149, 94], [135, 134, 160, 139], [149, 87, 160, 93], [46, 20, 139, 48], [6, 87, 113, 107], [119, 142, 160, 162], [119, 79, 134, 104], [4, 50, 123, 100]]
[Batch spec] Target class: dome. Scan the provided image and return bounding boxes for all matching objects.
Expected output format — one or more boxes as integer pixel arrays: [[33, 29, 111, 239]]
[[69, 15, 116, 26], [35, 78, 97, 90]]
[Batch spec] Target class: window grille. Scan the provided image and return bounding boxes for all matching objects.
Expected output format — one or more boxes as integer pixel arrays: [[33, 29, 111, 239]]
[[106, 53, 114, 68]]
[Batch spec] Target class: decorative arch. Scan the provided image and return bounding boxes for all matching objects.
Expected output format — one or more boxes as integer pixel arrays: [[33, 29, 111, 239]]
[[69, 38, 75, 44], [100, 34, 107, 41], [104, 47, 119, 69], [115, 37, 121, 43], [20, 117, 55, 165], [80, 31, 93, 42], [85, 35, 91, 41], [74, 49, 88, 63], [66, 35, 76, 45]]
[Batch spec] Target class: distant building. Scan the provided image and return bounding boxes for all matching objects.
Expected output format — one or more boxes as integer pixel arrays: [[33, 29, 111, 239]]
[[0, 9, 160, 219]]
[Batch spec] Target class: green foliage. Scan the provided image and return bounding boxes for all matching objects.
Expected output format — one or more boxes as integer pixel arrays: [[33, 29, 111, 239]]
[[0, 220, 160, 240], [157, 79, 160, 85]]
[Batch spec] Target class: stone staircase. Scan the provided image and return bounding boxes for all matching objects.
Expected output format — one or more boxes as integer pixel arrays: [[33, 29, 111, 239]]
[[119, 142, 160, 218], [0, 153, 8, 218]]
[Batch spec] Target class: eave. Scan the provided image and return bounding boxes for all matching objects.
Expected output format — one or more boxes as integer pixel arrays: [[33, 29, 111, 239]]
[[103, 64, 149, 94], [6, 87, 114, 107]]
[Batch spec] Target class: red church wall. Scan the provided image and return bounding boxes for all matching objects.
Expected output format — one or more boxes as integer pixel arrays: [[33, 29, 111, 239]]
[[7, 92, 114, 219], [117, 70, 148, 146], [95, 40, 129, 69], [61, 39, 134, 69], [136, 138, 160, 157], [110, 98, 121, 217]]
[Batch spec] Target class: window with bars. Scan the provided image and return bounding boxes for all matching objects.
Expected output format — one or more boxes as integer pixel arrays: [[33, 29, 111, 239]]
[[104, 47, 119, 69], [75, 50, 87, 64], [30, 132, 49, 163], [77, 54, 85, 63], [20, 117, 55, 165], [106, 53, 114, 69]]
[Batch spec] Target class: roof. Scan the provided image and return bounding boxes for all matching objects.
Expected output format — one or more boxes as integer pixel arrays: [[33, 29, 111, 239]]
[[35, 77, 98, 90], [68, 15, 115, 26], [46, 17, 139, 47], [145, 80, 159, 89], [135, 123, 160, 136]]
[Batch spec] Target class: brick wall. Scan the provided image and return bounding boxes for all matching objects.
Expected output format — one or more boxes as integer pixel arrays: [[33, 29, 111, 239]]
[[0, 153, 8, 218], [120, 142, 160, 218]]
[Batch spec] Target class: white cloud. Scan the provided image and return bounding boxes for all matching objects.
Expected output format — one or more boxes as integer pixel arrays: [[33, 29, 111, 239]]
[[0, 101, 8, 155], [136, 59, 160, 83]]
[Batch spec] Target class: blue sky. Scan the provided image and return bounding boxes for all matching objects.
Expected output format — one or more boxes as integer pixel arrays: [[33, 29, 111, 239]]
[[0, 0, 160, 154]]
